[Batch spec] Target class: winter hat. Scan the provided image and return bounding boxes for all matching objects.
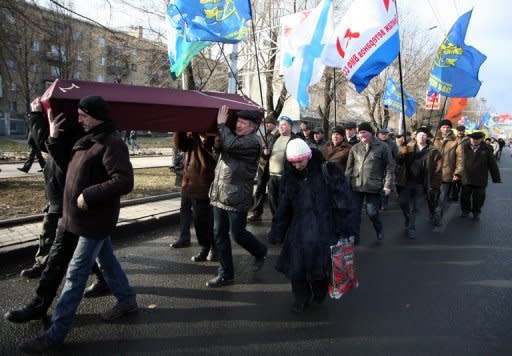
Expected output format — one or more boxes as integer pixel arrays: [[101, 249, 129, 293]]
[[279, 116, 293, 127], [344, 121, 357, 129], [357, 122, 374, 133], [237, 110, 261, 125], [439, 119, 453, 128], [455, 124, 466, 131], [468, 131, 485, 139], [332, 125, 344, 135], [78, 95, 110, 121], [313, 127, 324, 134], [416, 126, 430, 135], [286, 138, 312, 163]]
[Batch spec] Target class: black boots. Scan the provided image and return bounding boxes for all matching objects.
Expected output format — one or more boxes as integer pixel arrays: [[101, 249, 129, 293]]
[[4, 297, 48, 323]]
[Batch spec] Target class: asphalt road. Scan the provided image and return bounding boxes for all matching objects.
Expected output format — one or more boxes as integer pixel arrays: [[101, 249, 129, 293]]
[[1, 150, 511, 355]]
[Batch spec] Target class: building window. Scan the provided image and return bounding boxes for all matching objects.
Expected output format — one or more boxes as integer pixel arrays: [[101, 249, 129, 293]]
[[131, 48, 137, 56], [97, 74, 105, 82], [74, 31, 83, 42], [6, 59, 16, 70], [31, 40, 40, 51], [4, 10, 15, 24], [8, 82, 16, 91], [99, 57, 105, 66], [50, 66, 60, 77], [73, 71, 82, 80], [8, 101, 17, 112], [98, 38, 105, 47], [130, 63, 137, 72], [144, 66, 152, 75]]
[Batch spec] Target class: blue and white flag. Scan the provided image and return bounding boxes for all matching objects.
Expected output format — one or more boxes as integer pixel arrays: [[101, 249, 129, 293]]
[[167, 5, 211, 79], [321, 0, 399, 93], [168, 0, 251, 43], [383, 77, 416, 117], [281, 0, 334, 108], [428, 9, 487, 97]]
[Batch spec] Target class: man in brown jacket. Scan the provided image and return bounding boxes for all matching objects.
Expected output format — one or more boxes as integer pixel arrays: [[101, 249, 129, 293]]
[[321, 125, 351, 171], [432, 119, 463, 226], [460, 131, 501, 220], [174, 132, 218, 261], [19, 96, 136, 353]]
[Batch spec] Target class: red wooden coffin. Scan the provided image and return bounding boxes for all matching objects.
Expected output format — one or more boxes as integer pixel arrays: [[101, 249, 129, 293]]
[[40, 79, 264, 133]]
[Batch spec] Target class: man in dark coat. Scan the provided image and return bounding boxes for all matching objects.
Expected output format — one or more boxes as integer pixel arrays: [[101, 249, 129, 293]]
[[396, 127, 442, 238], [17, 136, 45, 173], [174, 132, 218, 261], [345, 122, 394, 244], [206, 105, 268, 288], [460, 131, 501, 220], [269, 139, 354, 313], [344, 120, 359, 146], [311, 127, 327, 150], [17, 95, 137, 353]]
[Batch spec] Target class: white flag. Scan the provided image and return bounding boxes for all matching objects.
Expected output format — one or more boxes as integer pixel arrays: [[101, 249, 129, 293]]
[[321, 0, 399, 93], [280, 0, 334, 108]]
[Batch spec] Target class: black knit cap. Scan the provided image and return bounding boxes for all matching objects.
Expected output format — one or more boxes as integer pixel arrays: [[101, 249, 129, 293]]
[[78, 95, 110, 121], [237, 110, 261, 125], [439, 119, 453, 128], [357, 122, 374, 133]]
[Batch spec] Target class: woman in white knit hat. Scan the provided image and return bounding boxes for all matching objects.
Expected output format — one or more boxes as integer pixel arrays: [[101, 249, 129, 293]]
[[268, 138, 355, 313]]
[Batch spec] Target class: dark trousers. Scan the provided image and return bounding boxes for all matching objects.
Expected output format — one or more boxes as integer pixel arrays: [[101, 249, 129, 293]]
[[461, 185, 486, 215], [434, 182, 452, 223], [451, 181, 461, 201], [191, 198, 214, 251], [21, 144, 45, 171], [399, 183, 424, 231], [178, 195, 192, 242], [267, 174, 282, 216], [213, 207, 267, 279], [34, 212, 60, 267], [34, 226, 104, 311], [250, 165, 270, 217], [291, 278, 329, 305], [351, 191, 383, 239]]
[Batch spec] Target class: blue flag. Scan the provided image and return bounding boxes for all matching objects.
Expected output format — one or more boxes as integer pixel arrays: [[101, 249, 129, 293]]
[[168, 0, 251, 43], [383, 77, 416, 117], [428, 9, 487, 97], [167, 5, 211, 79]]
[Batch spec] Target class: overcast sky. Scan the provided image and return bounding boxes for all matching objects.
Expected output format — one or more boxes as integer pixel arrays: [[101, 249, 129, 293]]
[[39, 0, 510, 114]]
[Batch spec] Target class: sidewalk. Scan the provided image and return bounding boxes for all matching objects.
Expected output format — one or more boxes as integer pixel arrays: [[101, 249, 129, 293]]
[[0, 195, 181, 254]]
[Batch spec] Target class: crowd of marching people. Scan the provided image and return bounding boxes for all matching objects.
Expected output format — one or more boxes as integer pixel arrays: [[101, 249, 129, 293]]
[[3, 96, 503, 353]]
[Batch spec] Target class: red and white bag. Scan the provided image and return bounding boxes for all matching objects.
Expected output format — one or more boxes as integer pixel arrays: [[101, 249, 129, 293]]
[[328, 238, 359, 299]]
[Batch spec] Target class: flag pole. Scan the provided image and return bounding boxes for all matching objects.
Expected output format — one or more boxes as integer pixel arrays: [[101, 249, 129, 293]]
[[248, 1, 268, 145], [434, 96, 449, 137], [333, 68, 337, 126], [393, 1, 407, 141]]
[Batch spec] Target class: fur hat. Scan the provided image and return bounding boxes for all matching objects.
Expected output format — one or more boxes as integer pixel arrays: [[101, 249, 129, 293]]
[[286, 138, 312, 162], [357, 122, 374, 133], [439, 119, 453, 128], [78, 96, 110, 121], [455, 124, 466, 131], [236, 110, 261, 125]]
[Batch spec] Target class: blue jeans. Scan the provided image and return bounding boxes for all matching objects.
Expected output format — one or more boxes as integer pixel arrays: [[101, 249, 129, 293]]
[[45, 236, 136, 343], [351, 191, 383, 240], [213, 207, 267, 279]]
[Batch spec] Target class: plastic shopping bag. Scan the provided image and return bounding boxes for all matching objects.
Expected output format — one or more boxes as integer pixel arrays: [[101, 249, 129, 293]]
[[328, 237, 359, 299]]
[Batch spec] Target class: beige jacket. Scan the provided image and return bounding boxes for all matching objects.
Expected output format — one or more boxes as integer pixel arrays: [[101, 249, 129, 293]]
[[433, 131, 463, 183]]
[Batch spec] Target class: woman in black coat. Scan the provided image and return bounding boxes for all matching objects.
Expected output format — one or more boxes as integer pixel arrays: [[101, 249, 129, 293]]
[[268, 139, 354, 313]]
